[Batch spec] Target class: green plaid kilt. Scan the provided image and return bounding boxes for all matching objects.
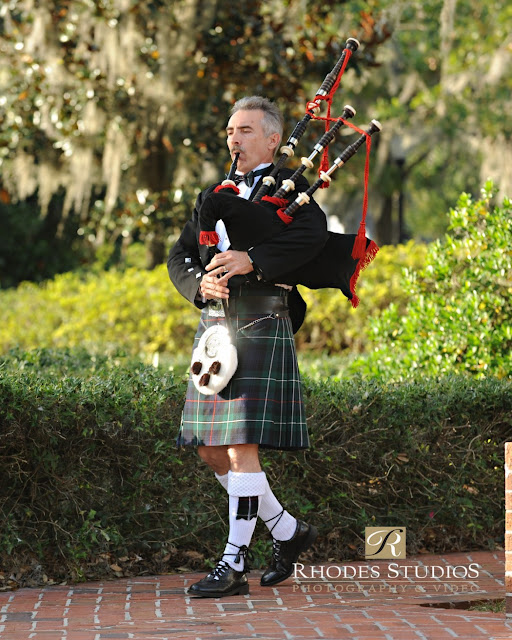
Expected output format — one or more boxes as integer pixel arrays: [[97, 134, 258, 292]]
[[177, 287, 309, 450]]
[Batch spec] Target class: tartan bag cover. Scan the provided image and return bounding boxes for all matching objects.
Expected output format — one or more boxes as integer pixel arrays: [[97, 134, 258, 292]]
[[177, 287, 309, 450]]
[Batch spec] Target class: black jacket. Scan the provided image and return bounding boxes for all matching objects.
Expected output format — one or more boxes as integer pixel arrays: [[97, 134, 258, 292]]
[[167, 167, 328, 332]]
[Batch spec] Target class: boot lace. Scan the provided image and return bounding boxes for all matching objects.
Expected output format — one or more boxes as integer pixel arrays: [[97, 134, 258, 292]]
[[209, 542, 253, 579], [263, 510, 286, 565], [209, 559, 231, 580], [271, 538, 282, 563]]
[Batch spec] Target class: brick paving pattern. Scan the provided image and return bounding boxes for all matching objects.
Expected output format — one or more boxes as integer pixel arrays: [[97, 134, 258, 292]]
[[1, 552, 511, 640]]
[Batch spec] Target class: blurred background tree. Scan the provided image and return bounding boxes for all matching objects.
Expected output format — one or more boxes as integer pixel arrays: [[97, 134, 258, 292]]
[[0, 0, 510, 287]]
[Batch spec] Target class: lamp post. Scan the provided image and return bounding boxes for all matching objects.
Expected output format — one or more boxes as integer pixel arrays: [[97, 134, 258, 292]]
[[396, 156, 406, 244], [390, 136, 406, 244]]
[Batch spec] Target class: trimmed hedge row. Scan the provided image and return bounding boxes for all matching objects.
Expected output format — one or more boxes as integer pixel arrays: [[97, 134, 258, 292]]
[[0, 349, 510, 588]]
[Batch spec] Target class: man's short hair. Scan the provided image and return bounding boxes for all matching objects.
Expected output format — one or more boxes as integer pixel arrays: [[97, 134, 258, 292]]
[[231, 96, 284, 141]]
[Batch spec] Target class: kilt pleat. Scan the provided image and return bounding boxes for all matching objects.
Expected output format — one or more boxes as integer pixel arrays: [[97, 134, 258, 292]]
[[177, 293, 309, 450]]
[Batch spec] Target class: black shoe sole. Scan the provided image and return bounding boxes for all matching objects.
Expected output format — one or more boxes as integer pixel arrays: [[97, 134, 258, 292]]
[[187, 582, 250, 598], [260, 524, 319, 587]]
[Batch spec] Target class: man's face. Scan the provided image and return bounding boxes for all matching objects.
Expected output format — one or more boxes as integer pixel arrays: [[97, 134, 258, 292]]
[[226, 109, 280, 175]]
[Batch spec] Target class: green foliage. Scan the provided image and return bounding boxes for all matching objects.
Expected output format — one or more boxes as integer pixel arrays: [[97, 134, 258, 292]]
[[0, 193, 90, 288], [3, 0, 511, 284], [0, 265, 198, 358], [301, 372, 510, 557], [0, 242, 423, 358], [0, 0, 374, 279], [297, 241, 426, 353], [0, 348, 190, 583], [469, 599, 506, 613], [339, 0, 512, 244], [0, 348, 509, 587], [0, 184, 508, 379], [352, 182, 512, 379]]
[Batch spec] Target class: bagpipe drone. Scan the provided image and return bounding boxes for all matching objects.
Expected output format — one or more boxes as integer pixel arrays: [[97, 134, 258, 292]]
[[199, 37, 381, 308]]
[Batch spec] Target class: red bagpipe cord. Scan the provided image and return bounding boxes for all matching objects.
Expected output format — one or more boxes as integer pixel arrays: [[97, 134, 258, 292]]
[[303, 46, 372, 260], [261, 195, 293, 224], [306, 113, 373, 260], [214, 184, 240, 195], [352, 125, 372, 259], [306, 46, 354, 187]]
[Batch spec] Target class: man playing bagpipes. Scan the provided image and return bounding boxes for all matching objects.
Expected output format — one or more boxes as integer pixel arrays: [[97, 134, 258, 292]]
[[167, 38, 380, 598], [167, 96, 326, 597]]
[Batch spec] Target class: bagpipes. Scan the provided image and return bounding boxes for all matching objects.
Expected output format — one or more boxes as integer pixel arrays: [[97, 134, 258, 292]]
[[198, 37, 381, 308]]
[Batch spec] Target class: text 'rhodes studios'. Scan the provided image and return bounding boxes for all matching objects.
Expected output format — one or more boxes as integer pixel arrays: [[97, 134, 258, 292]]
[[291, 527, 481, 593], [291, 562, 482, 594], [292, 563, 481, 581]]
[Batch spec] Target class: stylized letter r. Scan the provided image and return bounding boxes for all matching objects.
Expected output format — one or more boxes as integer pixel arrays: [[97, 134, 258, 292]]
[[366, 529, 404, 557]]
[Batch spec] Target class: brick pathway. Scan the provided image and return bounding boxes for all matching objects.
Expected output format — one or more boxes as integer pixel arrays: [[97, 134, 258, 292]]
[[1, 552, 511, 640]]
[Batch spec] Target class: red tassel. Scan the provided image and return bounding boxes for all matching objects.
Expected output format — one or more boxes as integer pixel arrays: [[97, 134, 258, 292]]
[[199, 231, 220, 246], [214, 184, 240, 194], [351, 133, 372, 258], [276, 208, 293, 224], [351, 222, 368, 259], [262, 196, 289, 209], [349, 240, 379, 308]]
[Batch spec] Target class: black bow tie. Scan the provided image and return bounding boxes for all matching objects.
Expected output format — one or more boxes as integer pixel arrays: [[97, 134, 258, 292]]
[[233, 167, 270, 188]]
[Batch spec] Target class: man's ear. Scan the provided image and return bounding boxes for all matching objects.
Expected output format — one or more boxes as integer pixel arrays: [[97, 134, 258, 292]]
[[268, 132, 280, 151]]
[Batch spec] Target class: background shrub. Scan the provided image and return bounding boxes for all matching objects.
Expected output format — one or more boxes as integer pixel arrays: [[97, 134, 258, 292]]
[[0, 267, 198, 358], [352, 182, 512, 380], [0, 242, 425, 360], [1, 185, 510, 589]]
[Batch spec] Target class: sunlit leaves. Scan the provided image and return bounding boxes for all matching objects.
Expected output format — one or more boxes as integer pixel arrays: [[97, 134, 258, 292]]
[[352, 181, 512, 379], [1, 0, 511, 277]]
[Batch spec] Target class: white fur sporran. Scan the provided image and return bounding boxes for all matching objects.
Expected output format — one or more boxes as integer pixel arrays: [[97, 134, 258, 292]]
[[190, 323, 238, 395]]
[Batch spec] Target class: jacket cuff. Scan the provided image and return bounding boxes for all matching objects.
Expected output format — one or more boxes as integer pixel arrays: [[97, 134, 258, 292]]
[[193, 281, 207, 308], [247, 249, 264, 280]]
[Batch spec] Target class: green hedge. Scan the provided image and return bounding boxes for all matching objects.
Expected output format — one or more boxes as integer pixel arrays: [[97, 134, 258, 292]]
[[0, 349, 509, 588]]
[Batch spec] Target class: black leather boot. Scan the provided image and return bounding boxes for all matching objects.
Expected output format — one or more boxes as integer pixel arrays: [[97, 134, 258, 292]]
[[188, 544, 251, 598], [260, 520, 318, 587]]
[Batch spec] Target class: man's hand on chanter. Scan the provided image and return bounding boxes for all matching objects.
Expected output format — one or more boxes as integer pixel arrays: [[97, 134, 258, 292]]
[[199, 272, 230, 300], [206, 250, 254, 283], [199, 250, 254, 300]]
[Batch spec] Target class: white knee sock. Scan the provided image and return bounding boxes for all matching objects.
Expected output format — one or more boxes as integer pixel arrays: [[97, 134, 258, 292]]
[[216, 471, 297, 543], [215, 471, 229, 491], [222, 471, 267, 571], [257, 477, 298, 541]]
